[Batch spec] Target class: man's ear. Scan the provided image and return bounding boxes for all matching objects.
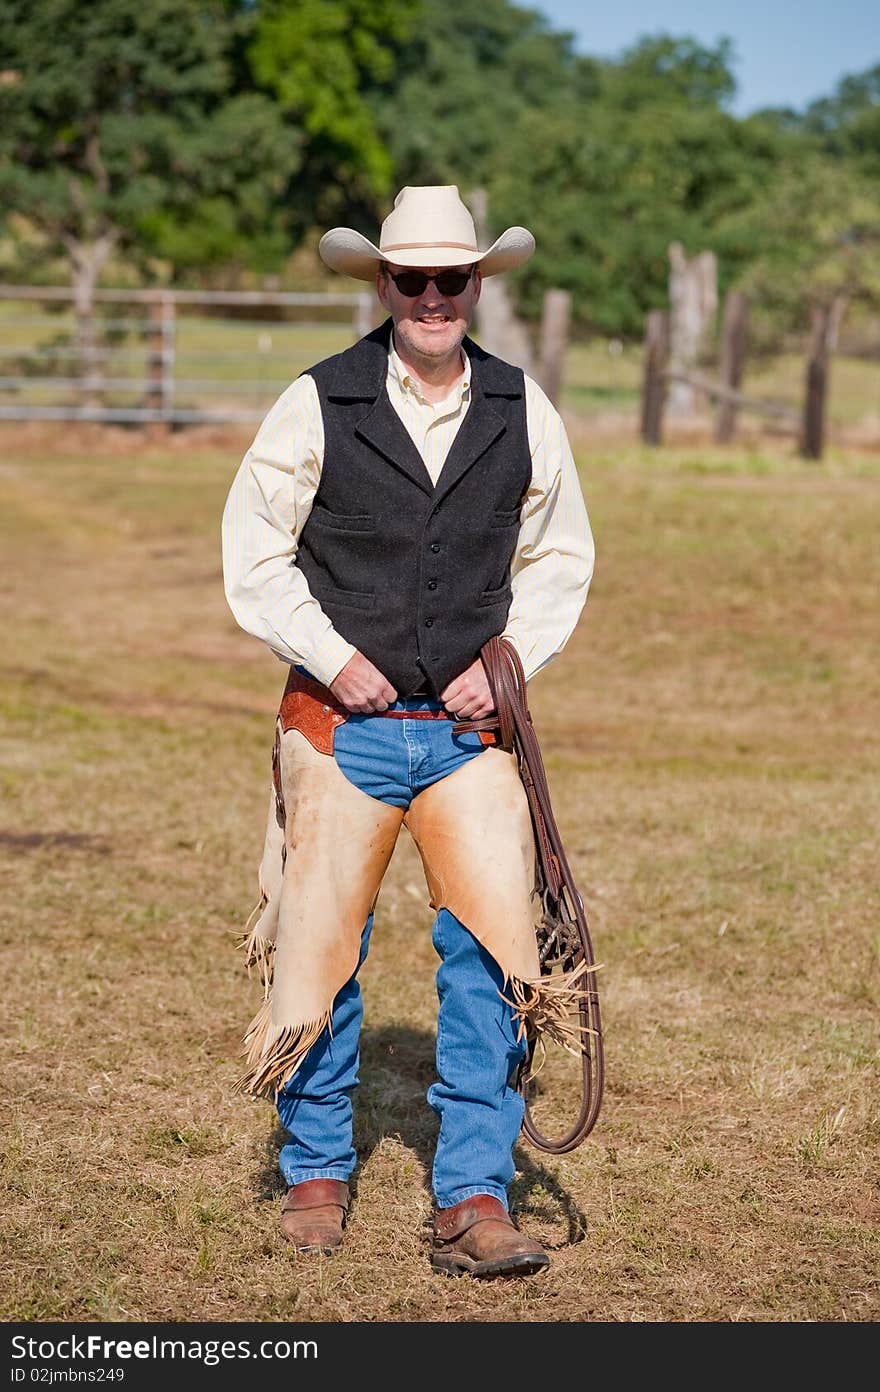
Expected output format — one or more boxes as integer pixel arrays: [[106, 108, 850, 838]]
[[472, 268, 483, 305], [376, 268, 390, 309]]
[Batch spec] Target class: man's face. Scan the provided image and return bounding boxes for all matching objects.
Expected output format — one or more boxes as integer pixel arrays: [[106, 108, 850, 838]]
[[376, 262, 482, 366]]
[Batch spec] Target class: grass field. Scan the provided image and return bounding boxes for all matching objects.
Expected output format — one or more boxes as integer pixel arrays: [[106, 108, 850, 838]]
[[1, 419, 878, 1323]]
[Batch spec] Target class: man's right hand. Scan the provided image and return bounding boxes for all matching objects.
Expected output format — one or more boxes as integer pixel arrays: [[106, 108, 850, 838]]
[[329, 651, 397, 713]]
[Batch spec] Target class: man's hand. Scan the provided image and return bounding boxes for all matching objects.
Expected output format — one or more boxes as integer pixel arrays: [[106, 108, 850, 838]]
[[329, 651, 397, 713], [440, 658, 495, 720]]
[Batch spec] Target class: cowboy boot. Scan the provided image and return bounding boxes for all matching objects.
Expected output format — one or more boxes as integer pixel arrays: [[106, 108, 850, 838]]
[[280, 1179, 350, 1255], [431, 1194, 549, 1278]]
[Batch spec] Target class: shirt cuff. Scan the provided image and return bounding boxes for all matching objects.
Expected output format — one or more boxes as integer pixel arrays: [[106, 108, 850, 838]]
[[306, 631, 358, 689], [500, 627, 550, 685]]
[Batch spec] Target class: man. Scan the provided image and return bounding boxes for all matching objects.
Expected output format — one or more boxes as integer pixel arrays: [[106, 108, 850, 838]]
[[222, 185, 594, 1278]]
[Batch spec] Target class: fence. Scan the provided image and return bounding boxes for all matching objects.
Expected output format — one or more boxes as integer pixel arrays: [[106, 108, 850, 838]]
[[638, 289, 868, 460], [0, 285, 373, 424]]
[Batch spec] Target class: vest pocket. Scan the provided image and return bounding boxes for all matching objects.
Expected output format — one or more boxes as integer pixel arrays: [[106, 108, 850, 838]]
[[308, 509, 376, 533], [309, 580, 377, 612], [492, 508, 521, 527], [477, 583, 512, 608]]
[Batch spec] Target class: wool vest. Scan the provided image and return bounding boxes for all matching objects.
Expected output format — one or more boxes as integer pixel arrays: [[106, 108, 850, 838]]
[[296, 319, 532, 697]]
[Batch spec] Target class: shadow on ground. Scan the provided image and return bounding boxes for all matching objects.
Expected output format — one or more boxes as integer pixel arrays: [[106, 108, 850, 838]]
[[251, 1023, 587, 1245]]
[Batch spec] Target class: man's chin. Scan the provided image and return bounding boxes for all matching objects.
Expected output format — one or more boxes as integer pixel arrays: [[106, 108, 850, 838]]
[[405, 324, 464, 359]]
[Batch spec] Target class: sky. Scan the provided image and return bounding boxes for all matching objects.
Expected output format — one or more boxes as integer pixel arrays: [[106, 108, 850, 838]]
[[534, 0, 879, 115]]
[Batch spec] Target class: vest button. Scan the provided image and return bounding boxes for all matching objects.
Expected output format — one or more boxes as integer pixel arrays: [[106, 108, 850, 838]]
[[430, 543, 441, 553], [424, 618, 434, 628], [427, 580, 437, 590]]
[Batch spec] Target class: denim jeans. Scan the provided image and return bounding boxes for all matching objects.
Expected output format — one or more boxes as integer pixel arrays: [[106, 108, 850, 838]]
[[276, 690, 527, 1210]]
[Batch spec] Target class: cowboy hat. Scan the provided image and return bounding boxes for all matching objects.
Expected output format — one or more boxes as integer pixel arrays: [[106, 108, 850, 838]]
[[318, 185, 535, 281]]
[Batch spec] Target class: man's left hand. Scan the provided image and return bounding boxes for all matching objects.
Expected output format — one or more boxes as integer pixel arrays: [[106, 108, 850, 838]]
[[440, 659, 495, 720]]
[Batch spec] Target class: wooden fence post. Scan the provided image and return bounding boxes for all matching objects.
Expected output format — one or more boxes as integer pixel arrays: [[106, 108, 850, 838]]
[[801, 305, 831, 460], [714, 290, 749, 443], [145, 293, 175, 420], [641, 309, 669, 445], [668, 242, 717, 416], [537, 289, 571, 408]]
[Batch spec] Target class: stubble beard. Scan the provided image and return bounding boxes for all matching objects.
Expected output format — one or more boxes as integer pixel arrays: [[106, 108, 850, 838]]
[[394, 316, 468, 372]]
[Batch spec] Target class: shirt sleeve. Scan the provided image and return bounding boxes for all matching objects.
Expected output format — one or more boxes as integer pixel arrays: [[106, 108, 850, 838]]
[[501, 375, 595, 682], [220, 373, 357, 687]]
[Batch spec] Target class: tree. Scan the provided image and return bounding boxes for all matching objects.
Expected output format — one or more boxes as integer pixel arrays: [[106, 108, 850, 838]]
[[0, 0, 297, 319], [373, 0, 597, 194], [248, 0, 421, 236], [721, 153, 880, 348], [801, 64, 880, 179], [488, 39, 783, 336], [599, 33, 737, 110]]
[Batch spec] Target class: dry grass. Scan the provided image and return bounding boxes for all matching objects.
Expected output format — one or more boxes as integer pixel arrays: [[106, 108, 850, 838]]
[[1, 419, 878, 1324]]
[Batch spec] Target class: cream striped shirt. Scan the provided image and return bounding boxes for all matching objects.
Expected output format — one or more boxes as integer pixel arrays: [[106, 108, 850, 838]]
[[222, 341, 594, 688]]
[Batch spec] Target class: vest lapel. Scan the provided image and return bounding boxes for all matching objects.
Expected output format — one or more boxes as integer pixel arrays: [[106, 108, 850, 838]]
[[432, 338, 521, 506], [355, 391, 435, 497], [328, 319, 434, 496], [432, 391, 506, 505]]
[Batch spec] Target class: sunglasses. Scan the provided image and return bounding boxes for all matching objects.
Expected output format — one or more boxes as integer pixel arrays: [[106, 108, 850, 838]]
[[386, 267, 475, 297]]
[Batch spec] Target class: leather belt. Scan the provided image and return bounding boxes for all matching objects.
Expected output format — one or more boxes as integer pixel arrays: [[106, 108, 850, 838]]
[[277, 668, 495, 749], [374, 687, 450, 719], [377, 708, 451, 720]]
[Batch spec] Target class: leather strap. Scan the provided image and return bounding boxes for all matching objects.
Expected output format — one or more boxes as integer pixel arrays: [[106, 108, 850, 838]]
[[377, 709, 452, 720], [281, 1179, 350, 1214], [453, 636, 604, 1154]]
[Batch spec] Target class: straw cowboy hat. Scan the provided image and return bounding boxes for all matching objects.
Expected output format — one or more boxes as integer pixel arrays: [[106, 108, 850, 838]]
[[319, 184, 535, 281]]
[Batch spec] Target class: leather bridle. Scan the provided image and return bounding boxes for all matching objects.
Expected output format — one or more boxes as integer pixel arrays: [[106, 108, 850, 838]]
[[453, 636, 604, 1153]]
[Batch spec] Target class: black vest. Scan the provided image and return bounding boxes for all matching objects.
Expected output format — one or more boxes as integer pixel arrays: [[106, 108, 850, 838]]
[[297, 319, 532, 697]]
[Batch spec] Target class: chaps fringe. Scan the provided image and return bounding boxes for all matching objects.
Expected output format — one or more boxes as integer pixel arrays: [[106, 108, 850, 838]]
[[234, 998, 332, 1100], [503, 959, 601, 1065], [235, 903, 276, 999]]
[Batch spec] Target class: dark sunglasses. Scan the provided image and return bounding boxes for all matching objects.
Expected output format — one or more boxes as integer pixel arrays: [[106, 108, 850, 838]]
[[387, 267, 474, 297]]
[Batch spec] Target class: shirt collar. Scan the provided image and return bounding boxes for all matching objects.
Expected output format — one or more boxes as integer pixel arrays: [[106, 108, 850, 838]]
[[387, 340, 471, 407]]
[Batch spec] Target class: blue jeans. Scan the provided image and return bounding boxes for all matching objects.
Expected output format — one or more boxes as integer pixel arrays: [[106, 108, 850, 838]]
[[277, 691, 527, 1210]]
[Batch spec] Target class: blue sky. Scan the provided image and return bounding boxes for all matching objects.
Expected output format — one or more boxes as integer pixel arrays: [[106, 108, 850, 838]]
[[534, 1, 879, 114]]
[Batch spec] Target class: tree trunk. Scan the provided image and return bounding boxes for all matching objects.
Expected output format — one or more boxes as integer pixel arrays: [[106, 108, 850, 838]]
[[67, 234, 116, 412]]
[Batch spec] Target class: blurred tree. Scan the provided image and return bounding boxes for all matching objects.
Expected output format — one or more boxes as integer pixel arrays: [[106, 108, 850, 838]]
[[489, 38, 785, 336], [249, 0, 421, 236], [801, 64, 880, 179], [0, 0, 297, 316], [720, 153, 880, 348], [372, 0, 598, 191], [716, 65, 880, 346], [0, 0, 875, 348], [599, 33, 737, 110]]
